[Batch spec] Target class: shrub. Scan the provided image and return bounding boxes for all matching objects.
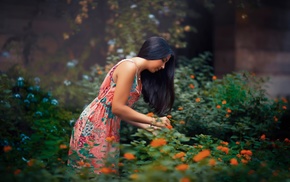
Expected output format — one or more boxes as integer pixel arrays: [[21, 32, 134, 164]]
[[169, 54, 285, 142], [1, 52, 289, 181], [0, 73, 79, 181]]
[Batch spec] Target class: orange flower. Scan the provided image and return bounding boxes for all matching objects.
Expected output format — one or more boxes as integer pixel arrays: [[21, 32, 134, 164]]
[[190, 75, 195, 79], [236, 141, 240, 145], [281, 97, 288, 103], [222, 100, 227, 104], [179, 120, 185, 124], [84, 162, 91, 167], [212, 76, 217, 80], [225, 114, 230, 118], [59, 144, 67, 149], [209, 158, 216, 166], [130, 174, 138, 180], [98, 71, 103, 75], [282, 106, 287, 110], [230, 158, 238, 165], [27, 159, 35, 167], [216, 105, 221, 109], [220, 141, 228, 145], [260, 134, 266, 140], [118, 162, 124, 166], [175, 164, 189, 171], [173, 152, 186, 159], [227, 109, 231, 113], [100, 167, 112, 174], [167, 125, 173, 129], [222, 147, 229, 154], [273, 116, 278, 122], [193, 149, 211, 162], [14, 169, 21, 175], [180, 177, 191, 182], [150, 138, 167, 147], [244, 155, 251, 161], [189, 84, 194, 89], [124, 153, 136, 160], [194, 145, 203, 149], [184, 25, 191, 32], [167, 115, 172, 119], [178, 107, 183, 111], [216, 146, 229, 154], [3, 145, 12, 152], [241, 159, 248, 164], [240, 150, 252, 156], [147, 112, 154, 117], [195, 98, 201, 102]]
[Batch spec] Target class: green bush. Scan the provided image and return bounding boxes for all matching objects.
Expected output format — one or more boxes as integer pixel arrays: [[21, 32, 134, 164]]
[[1, 53, 289, 181], [119, 129, 290, 182], [168, 54, 285, 142], [0, 73, 79, 181]]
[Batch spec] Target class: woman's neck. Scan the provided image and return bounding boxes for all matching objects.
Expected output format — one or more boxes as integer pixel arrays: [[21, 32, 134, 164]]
[[131, 57, 147, 75]]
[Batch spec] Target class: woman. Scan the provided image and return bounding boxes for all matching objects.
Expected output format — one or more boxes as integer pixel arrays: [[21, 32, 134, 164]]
[[68, 36, 175, 174]]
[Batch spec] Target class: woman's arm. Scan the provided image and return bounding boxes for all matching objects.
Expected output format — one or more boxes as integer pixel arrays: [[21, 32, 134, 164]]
[[111, 62, 169, 128], [123, 120, 160, 132]]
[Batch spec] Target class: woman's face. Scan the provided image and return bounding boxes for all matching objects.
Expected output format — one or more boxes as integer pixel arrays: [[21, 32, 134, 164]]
[[148, 55, 171, 73]]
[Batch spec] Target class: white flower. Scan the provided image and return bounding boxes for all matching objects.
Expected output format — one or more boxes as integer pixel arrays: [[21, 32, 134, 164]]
[[130, 4, 137, 9], [148, 14, 155, 19]]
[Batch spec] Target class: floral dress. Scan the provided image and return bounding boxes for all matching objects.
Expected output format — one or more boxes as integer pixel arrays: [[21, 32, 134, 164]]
[[67, 59, 141, 174]]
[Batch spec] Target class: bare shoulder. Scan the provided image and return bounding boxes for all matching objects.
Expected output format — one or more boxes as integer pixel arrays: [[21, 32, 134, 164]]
[[114, 60, 137, 82], [118, 60, 137, 69], [115, 60, 137, 74]]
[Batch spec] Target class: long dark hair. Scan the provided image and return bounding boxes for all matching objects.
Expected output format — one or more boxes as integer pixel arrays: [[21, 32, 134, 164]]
[[137, 36, 175, 116]]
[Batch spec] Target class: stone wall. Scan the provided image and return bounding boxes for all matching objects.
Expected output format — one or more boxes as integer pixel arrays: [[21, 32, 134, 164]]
[[0, 0, 70, 71], [214, 0, 290, 97]]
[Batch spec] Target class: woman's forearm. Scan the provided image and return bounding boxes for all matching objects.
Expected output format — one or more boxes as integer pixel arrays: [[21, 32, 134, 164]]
[[124, 120, 160, 132], [124, 120, 151, 129]]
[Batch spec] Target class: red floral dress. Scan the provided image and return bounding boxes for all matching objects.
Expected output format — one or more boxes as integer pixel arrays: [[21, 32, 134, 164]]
[[67, 59, 141, 174]]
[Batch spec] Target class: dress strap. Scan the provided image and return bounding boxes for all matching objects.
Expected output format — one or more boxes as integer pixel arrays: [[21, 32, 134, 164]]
[[109, 59, 139, 81]]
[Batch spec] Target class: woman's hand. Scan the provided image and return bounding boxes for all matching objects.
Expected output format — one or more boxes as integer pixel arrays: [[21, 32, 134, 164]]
[[153, 116, 171, 128]]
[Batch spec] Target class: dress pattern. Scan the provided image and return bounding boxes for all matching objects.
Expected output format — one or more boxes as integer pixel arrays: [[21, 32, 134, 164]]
[[67, 59, 141, 174]]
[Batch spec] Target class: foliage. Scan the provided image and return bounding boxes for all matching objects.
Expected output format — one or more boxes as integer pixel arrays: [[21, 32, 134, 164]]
[[67, 0, 201, 62], [166, 53, 286, 142], [1, 53, 290, 181], [118, 128, 290, 182], [0, 73, 79, 181]]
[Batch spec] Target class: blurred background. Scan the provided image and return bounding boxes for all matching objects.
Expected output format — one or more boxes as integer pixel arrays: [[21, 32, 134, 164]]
[[1, 2, 290, 180], [0, 0, 289, 100]]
